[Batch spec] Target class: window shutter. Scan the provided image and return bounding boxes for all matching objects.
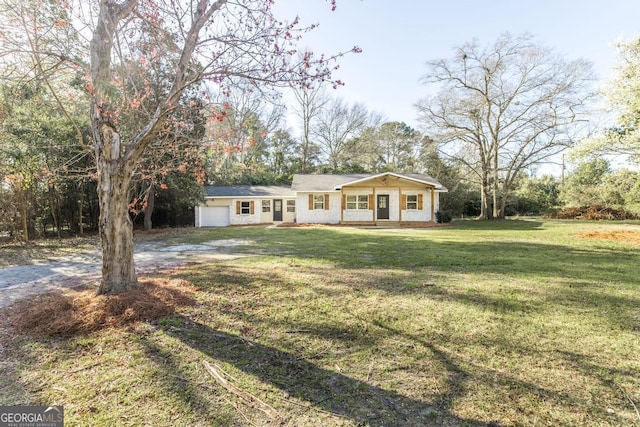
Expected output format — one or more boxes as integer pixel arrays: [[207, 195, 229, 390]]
[[418, 194, 423, 210], [308, 194, 314, 210], [369, 194, 374, 210], [401, 194, 407, 210], [342, 194, 346, 209], [249, 201, 255, 214], [324, 194, 330, 210]]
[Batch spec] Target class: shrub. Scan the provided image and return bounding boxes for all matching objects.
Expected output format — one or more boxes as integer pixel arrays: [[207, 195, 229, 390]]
[[551, 205, 639, 220], [436, 210, 453, 223]]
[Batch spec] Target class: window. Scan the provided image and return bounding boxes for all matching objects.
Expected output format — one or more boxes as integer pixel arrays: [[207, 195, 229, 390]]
[[309, 194, 329, 210], [236, 200, 255, 215], [406, 194, 418, 210], [346, 194, 369, 210], [287, 200, 295, 212], [262, 200, 271, 213], [313, 194, 325, 210]]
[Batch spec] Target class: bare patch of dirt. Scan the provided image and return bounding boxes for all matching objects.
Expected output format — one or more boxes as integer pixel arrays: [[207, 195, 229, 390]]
[[0, 235, 100, 268], [575, 230, 640, 245], [3, 277, 197, 337]]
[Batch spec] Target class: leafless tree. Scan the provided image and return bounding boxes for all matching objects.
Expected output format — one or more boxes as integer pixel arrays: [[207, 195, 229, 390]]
[[290, 73, 328, 173], [417, 33, 595, 219], [312, 98, 371, 171]]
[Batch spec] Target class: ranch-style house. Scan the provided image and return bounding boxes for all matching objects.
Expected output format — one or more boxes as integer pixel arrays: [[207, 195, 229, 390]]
[[195, 172, 447, 227]]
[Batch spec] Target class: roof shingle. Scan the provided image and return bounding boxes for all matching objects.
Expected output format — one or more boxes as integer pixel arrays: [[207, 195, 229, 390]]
[[203, 185, 295, 198]]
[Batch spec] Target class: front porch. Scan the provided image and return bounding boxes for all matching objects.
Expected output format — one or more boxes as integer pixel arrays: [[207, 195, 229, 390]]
[[339, 220, 438, 227]]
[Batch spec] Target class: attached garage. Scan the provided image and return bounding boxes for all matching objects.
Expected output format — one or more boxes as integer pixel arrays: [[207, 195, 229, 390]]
[[196, 206, 230, 227], [195, 185, 296, 227]]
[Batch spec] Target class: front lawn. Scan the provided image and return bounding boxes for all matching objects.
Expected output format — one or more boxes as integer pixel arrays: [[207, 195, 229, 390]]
[[1, 219, 639, 426]]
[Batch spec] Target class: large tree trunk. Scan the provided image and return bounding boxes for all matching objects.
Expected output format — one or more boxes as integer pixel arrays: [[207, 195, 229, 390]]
[[91, 0, 139, 295], [479, 172, 492, 220], [498, 179, 512, 219], [96, 155, 138, 294], [492, 183, 502, 219], [492, 145, 502, 219]]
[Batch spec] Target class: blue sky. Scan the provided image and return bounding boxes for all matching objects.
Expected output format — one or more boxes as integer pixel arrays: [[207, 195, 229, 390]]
[[274, 0, 640, 131]]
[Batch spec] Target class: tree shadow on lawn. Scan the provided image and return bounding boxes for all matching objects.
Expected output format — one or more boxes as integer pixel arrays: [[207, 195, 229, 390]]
[[148, 307, 631, 426], [451, 219, 544, 230], [137, 329, 237, 425], [166, 246, 639, 424], [167, 260, 638, 425], [401, 277, 640, 333], [365, 320, 629, 423], [1, 280, 499, 426], [554, 349, 640, 412], [269, 227, 639, 287], [150, 315, 501, 426], [179, 235, 640, 337]]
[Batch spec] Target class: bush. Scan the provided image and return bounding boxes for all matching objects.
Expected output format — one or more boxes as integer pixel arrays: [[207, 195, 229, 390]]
[[550, 205, 639, 220], [436, 210, 453, 223]]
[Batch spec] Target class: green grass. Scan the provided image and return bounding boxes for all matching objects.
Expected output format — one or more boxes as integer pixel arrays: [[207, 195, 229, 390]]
[[1, 219, 639, 426]]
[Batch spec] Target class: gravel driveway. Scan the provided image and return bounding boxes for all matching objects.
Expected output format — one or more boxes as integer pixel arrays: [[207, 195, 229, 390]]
[[0, 239, 253, 309]]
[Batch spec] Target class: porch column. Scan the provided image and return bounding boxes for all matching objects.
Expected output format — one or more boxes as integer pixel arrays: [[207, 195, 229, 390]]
[[372, 188, 376, 223], [431, 188, 435, 222]]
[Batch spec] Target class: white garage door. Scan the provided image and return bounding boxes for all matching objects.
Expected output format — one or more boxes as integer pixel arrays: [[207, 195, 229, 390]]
[[198, 206, 230, 227]]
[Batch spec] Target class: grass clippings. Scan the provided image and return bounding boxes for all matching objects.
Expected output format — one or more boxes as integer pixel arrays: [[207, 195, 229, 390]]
[[7, 277, 197, 336]]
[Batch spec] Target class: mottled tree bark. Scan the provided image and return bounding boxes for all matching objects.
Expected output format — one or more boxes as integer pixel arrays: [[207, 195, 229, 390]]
[[96, 161, 137, 293], [91, 0, 139, 294]]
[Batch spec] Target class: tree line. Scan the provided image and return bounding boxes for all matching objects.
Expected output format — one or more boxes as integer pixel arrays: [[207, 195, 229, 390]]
[[2, 32, 640, 241]]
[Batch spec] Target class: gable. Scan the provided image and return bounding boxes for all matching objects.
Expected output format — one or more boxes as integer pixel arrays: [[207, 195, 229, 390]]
[[291, 173, 447, 192], [290, 174, 370, 192], [340, 174, 433, 190]]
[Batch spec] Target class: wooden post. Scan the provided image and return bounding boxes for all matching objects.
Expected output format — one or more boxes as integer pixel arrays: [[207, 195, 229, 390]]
[[398, 188, 403, 222], [340, 188, 344, 224], [431, 188, 435, 222]]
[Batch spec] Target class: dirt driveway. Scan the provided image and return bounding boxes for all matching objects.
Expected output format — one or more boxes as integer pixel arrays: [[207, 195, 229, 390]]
[[0, 239, 253, 309]]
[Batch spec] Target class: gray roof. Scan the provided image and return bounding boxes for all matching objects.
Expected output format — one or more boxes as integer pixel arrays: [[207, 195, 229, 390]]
[[291, 173, 447, 192], [204, 185, 295, 198]]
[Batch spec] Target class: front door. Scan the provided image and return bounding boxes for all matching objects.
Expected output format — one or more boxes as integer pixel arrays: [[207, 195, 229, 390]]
[[377, 194, 390, 220], [273, 199, 283, 221]]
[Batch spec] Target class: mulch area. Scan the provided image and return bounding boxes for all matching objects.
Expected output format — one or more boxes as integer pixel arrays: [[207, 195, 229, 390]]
[[575, 230, 640, 245], [1, 277, 197, 337]]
